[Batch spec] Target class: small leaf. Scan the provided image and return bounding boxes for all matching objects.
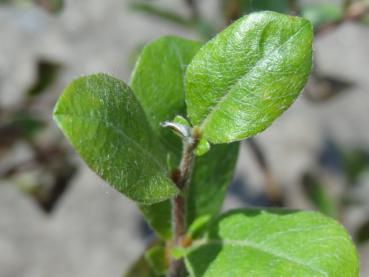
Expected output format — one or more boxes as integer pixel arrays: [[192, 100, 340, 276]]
[[172, 246, 187, 260], [184, 209, 359, 277], [194, 138, 210, 156], [187, 215, 211, 239], [131, 36, 239, 238], [145, 245, 168, 275], [140, 143, 239, 239], [185, 11, 313, 144], [173, 115, 191, 127], [131, 36, 202, 163], [186, 143, 239, 224], [301, 4, 343, 28], [53, 74, 178, 204], [140, 200, 172, 239]]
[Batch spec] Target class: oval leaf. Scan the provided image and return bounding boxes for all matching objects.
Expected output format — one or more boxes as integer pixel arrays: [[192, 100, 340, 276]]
[[131, 36, 202, 160], [185, 209, 359, 277], [185, 11, 313, 143], [53, 73, 178, 204]]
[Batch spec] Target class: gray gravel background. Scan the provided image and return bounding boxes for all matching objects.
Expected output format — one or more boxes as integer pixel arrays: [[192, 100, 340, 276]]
[[1, 0, 369, 276]]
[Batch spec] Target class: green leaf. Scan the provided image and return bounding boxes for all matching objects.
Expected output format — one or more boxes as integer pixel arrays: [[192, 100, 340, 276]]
[[194, 137, 210, 156], [186, 143, 239, 225], [140, 143, 239, 239], [185, 11, 313, 144], [301, 4, 343, 28], [53, 73, 178, 204], [184, 209, 359, 277], [131, 36, 238, 239], [145, 245, 168, 275], [140, 200, 172, 239], [187, 215, 212, 239], [130, 36, 202, 163]]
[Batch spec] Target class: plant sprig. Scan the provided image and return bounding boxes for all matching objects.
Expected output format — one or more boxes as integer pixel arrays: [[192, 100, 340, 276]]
[[53, 11, 358, 277]]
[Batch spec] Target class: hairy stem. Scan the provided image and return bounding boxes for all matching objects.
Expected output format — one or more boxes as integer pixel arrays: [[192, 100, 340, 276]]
[[167, 137, 197, 277]]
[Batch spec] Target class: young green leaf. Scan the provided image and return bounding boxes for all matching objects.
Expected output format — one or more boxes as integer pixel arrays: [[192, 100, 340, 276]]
[[184, 209, 359, 277], [53, 74, 178, 204], [186, 11, 313, 144], [131, 36, 202, 162], [140, 143, 239, 239], [145, 245, 168, 275], [130, 36, 239, 238]]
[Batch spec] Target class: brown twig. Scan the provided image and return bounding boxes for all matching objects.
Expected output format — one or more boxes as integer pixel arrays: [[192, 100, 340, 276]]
[[167, 131, 197, 277]]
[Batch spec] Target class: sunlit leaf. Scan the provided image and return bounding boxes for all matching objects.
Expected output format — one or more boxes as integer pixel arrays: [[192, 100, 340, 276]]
[[53, 74, 178, 204], [184, 209, 359, 276], [186, 11, 313, 144]]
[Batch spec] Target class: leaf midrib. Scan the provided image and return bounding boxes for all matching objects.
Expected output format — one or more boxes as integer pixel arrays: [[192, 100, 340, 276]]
[[199, 21, 309, 130], [188, 238, 327, 276], [54, 113, 172, 181]]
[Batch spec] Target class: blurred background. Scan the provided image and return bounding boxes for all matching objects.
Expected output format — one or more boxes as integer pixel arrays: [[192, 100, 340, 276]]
[[1, 0, 369, 276]]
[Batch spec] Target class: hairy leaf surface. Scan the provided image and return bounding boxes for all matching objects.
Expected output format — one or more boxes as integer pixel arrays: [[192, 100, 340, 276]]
[[132, 37, 239, 239], [131, 36, 202, 161], [186, 11, 313, 143], [53, 74, 178, 204], [184, 209, 359, 277]]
